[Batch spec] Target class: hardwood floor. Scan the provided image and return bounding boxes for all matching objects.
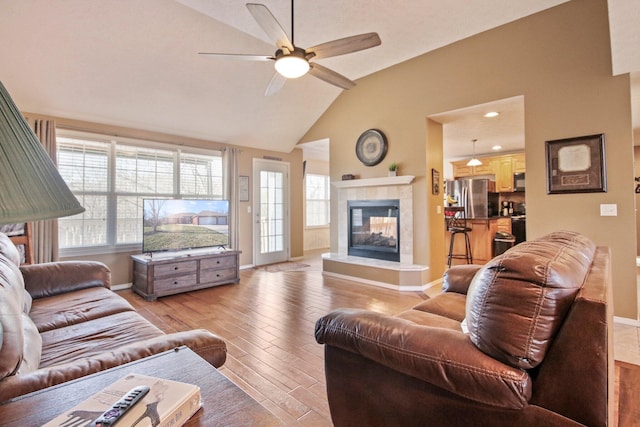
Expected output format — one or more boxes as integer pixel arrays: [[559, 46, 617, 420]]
[[119, 253, 633, 426], [119, 257, 427, 426]]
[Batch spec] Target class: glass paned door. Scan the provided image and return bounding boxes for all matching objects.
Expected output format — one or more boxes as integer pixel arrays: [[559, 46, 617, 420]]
[[253, 159, 289, 266]]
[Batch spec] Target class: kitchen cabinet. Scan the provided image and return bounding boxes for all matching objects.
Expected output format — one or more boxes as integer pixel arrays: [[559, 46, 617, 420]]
[[451, 161, 495, 178], [512, 153, 526, 173], [450, 152, 525, 193], [496, 157, 514, 192]]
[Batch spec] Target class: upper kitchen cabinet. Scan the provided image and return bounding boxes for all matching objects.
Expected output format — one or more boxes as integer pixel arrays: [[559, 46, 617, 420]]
[[452, 161, 494, 177], [496, 157, 514, 192], [451, 152, 525, 193], [512, 153, 526, 173]]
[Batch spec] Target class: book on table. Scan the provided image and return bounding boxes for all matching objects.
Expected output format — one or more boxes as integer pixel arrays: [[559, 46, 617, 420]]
[[43, 373, 201, 427]]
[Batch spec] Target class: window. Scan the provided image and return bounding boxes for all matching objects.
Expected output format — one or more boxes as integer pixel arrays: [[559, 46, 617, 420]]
[[305, 174, 330, 227], [56, 131, 223, 253]]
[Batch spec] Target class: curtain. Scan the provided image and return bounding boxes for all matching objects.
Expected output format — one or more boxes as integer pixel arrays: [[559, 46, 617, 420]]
[[223, 147, 240, 251], [29, 118, 59, 263]]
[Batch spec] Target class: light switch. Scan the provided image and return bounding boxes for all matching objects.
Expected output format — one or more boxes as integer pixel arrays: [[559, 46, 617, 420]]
[[599, 204, 617, 216], [437, 205, 441, 214]]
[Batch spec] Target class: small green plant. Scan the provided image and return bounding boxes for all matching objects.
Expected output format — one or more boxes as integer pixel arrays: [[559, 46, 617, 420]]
[[388, 162, 398, 171]]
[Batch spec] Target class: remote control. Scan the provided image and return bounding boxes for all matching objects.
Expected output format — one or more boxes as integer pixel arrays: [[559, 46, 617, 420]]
[[93, 385, 150, 427]]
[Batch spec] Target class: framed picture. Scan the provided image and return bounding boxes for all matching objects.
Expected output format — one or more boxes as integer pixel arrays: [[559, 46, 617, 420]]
[[431, 168, 440, 195], [545, 133, 606, 194], [239, 175, 250, 202]]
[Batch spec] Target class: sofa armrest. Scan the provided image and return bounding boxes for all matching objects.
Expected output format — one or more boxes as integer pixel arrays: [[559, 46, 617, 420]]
[[20, 261, 111, 299], [315, 308, 531, 409], [0, 329, 226, 402], [442, 264, 482, 294]]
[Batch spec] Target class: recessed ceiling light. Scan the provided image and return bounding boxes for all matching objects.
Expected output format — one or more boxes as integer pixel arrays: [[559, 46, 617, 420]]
[[492, 145, 502, 150], [484, 112, 499, 118]]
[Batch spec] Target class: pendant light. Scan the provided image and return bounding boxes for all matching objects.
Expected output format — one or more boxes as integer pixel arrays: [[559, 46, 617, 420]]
[[466, 139, 482, 167]]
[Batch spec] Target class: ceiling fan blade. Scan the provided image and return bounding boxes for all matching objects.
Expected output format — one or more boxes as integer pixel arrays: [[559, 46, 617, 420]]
[[246, 3, 294, 51], [198, 52, 274, 61], [308, 63, 356, 90], [307, 32, 381, 60], [264, 72, 287, 96]]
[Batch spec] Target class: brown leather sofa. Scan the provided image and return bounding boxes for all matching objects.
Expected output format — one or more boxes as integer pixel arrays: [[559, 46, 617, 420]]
[[0, 232, 227, 402], [315, 231, 613, 427]]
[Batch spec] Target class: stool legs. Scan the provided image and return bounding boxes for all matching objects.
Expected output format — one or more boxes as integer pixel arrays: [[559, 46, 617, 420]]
[[447, 231, 473, 267]]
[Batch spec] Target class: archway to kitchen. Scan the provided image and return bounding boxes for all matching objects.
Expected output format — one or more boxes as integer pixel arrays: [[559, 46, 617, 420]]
[[427, 95, 526, 272]]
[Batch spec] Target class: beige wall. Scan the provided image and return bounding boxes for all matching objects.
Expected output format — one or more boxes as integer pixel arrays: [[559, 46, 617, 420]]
[[301, 0, 638, 319], [25, 113, 304, 285]]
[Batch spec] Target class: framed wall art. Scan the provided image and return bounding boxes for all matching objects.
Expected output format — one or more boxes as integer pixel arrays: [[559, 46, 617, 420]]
[[431, 168, 440, 195], [239, 175, 250, 202], [545, 133, 606, 194]]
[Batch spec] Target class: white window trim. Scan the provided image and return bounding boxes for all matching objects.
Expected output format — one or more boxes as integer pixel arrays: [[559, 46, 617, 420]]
[[56, 128, 224, 257]]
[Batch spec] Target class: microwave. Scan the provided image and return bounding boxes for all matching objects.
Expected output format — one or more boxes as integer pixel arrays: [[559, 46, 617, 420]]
[[514, 172, 525, 192]]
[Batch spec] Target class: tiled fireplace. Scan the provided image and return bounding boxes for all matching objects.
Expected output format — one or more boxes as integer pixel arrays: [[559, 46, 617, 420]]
[[323, 176, 429, 290]]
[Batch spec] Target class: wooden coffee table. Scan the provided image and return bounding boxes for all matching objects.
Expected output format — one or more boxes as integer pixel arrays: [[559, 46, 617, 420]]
[[0, 346, 283, 426]]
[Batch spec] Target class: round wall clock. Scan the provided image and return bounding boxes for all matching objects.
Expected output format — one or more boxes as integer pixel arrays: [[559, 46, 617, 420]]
[[355, 129, 388, 166]]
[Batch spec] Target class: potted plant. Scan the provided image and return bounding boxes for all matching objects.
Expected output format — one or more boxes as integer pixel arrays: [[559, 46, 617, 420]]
[[388, 162, 398, 176]]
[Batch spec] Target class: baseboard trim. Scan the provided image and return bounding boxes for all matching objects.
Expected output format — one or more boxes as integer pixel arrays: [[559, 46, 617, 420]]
[[111, 283, 132, 291], [615, 316, 640, 327]]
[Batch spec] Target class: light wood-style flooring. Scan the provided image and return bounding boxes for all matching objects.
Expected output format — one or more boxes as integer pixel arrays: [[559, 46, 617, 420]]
[[119, 252, 635, 426], [120, 255, 428, 426]]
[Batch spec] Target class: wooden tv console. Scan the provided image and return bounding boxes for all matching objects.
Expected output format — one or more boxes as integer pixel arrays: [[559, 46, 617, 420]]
[[131, 249, 240, 301]]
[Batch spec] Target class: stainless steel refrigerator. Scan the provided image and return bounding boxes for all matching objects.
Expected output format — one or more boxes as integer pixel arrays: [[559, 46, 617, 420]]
[[445, 179, 499, 218]]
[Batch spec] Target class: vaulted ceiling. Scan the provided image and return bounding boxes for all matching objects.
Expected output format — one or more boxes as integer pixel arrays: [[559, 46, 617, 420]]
[[1, 0, 638, 159]]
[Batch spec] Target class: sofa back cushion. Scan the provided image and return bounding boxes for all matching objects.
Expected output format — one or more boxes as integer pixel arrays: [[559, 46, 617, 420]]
[[0, 245, 27, 378], [465, 231, 596, 369]]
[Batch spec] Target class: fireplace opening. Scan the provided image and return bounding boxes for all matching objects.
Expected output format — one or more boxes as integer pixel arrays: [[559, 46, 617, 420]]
[[348, 199, 400, 262]]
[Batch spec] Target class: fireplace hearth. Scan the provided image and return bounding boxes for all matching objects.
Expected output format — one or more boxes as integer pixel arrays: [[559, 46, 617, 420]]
[[348, 199, 400, 262]]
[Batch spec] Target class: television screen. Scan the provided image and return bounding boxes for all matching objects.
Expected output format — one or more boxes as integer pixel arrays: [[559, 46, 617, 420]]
[[143, 199, 229, 253]]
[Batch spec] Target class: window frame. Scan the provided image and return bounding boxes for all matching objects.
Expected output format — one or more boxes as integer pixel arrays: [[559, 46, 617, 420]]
[[56, 129, 224, 257], [304, 173, 331, 228]]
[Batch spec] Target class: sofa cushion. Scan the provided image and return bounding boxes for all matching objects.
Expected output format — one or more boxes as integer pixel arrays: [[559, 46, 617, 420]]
[[18, 313, 42, 374], [410, 293, 467, 322], [39, 311, 165, 368], [466, 231, 596, 369], [0, 233, 21, 268], [30, 287, 136, 333], [0, 255, 27, 379]]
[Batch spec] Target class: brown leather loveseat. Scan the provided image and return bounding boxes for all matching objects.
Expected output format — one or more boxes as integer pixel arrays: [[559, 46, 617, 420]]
[[315, 231, 613, 426], [0, 232, 227, 402]]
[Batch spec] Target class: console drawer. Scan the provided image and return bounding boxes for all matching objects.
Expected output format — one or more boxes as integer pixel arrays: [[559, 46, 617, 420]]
[[200, 267, 237, 284], [154, 260, 197, 278], [200, 255, 236, 270], [154, 273, 198, 291]]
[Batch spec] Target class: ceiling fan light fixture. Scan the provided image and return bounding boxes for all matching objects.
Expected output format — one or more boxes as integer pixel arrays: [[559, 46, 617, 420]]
[[275, 53, 309, 79]]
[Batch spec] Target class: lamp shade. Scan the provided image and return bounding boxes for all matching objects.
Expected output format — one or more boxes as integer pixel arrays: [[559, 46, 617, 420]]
[[0, 81, 84, 224]]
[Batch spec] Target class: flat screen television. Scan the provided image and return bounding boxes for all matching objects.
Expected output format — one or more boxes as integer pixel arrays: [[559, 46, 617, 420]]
[[142, 199, 229, 253]]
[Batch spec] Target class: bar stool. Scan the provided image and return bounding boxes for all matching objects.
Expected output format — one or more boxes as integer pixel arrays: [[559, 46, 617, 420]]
[[445, 207, 472, 267]]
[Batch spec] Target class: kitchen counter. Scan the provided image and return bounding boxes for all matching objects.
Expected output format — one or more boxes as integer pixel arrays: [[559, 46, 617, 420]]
[[445, 216, 512, 265]]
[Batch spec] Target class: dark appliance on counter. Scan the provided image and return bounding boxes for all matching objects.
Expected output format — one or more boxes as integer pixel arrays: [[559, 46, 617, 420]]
[[514, 172, 525, 192], [445, 178, 499, 219]]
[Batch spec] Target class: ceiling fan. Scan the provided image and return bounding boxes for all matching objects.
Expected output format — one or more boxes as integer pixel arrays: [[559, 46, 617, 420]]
[[199, 1, 382, 96]]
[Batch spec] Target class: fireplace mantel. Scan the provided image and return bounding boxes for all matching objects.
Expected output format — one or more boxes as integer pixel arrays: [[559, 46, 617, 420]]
[[332, 175, 415, 189]]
